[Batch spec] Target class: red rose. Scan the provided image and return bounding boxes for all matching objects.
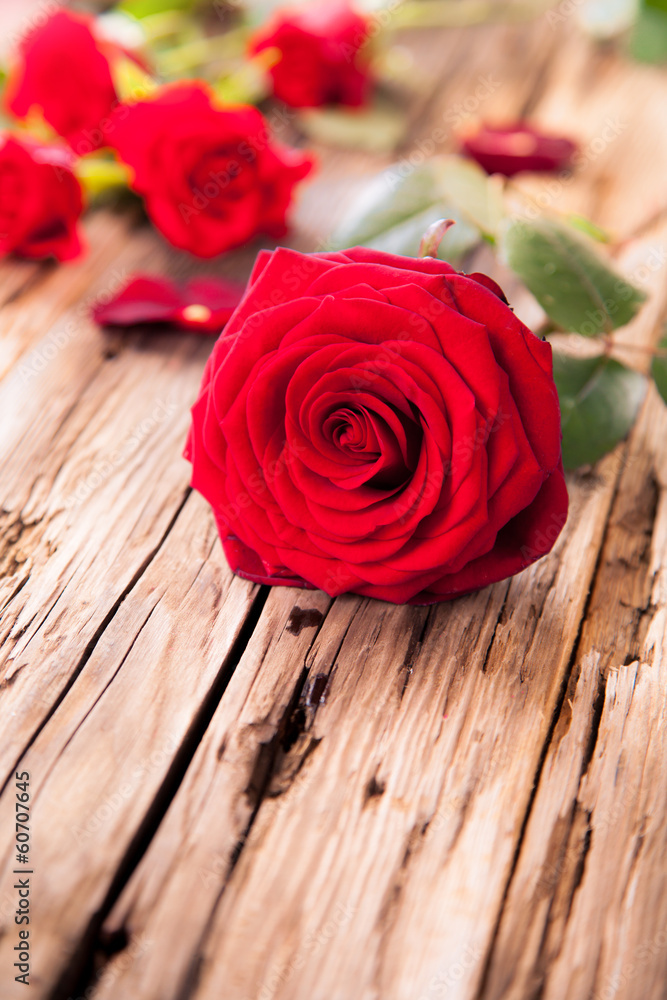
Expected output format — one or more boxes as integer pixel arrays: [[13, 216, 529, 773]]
[[185, 247, 568, 605], [0, 136, 84, 262], [6, 10, 118, 156], [461, 123, 576, 177], [249, 1, 371, 108], [109, 83, 314, 258]]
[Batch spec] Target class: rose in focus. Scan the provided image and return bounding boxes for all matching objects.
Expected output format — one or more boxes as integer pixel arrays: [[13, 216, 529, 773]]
[[249, 1, 372, 108], [186, 247, 568, 604], [109, 83, 314, 258], [6, 9, 118, 155], [0, 136, 84, 261]]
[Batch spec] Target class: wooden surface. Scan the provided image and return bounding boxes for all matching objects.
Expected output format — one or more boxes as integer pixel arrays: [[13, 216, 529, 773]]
[[2, 12, 667, 1000]]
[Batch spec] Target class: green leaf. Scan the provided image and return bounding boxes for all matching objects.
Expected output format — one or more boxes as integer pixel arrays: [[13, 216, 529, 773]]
[[552, 352, 646, 468], [328, 164, 442, 250], [433, 155, 505, 238], [566, 213, 611, 243], [650, 336, 667, 403], [118, 0, 194, 17], [75, 156, 132, 199], [298, 98, 409, 153], [630, 1, 667, 62], [500, 217, 646, 335], [110, 53, 157, 102]]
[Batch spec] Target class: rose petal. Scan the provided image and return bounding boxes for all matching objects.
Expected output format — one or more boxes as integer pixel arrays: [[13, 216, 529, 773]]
[[92, 273, 245, 334], [461, 123, 577, 177]]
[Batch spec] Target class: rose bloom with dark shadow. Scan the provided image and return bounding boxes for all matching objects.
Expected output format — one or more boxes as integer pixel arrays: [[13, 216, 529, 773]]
[[248, 0, 372, 108], [186, 247, 568, 605], [5, 9, 118, 155], [109, 83, 313, 258], [0, 135, 83, 261]]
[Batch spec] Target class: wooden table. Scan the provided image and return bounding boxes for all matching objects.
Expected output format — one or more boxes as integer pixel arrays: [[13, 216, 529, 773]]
[[2, 12, 667, 1000]]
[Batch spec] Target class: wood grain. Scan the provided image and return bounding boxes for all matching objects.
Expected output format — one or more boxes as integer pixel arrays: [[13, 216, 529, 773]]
[[0, 12, 666, 1000]]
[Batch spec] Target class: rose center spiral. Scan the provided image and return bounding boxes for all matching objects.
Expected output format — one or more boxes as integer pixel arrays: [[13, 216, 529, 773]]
[[323, 403, 421, 490]]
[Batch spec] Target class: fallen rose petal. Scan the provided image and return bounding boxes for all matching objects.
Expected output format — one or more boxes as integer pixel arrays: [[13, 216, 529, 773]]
[[92, 274, 246, 334], [461, 123, 576, 177]]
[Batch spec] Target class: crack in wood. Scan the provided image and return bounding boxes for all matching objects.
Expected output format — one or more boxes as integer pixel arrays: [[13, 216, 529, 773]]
[[0, 514, 37, 582], [580, 670, 607, 780], [363, 771, 387, 804], [52, 582, 272, 1000], [150, 600, 338, 998], [169, 653, 332, 1000], [473, 632, 600, 999], [398, 606, 432, 701], [0, 661, 26, 692]]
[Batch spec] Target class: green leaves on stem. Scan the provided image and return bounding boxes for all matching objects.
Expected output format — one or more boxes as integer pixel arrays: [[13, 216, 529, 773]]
[[500, 217, 646, 336], [552, 353, 646, 468], [75, 157, 132, 199], [650, 337, 667, 404]]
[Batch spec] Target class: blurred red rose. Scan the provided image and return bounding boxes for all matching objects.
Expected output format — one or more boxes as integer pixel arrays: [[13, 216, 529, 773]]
[[462, 123, 576, 177], [109, 83, 314, 258], [5, 10, 118, 156], [185, 246, 568, 605], [0, 136, 84, 262], [249, 1, 372, 108]]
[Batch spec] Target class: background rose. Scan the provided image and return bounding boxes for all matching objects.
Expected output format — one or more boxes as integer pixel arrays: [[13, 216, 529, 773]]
[[0, 136, 84, 261], [5, 9, 118, 156], [186, 246, 568, 605], [109, 83, 314, 258], [249, 1, 372, 108]]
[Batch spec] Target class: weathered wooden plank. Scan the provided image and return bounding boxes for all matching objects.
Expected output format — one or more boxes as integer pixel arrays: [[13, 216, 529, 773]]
[[481, 228, 667, 999], [92, 451, 613, 1000], [84, 21, 667, 1000], [484, 388, 667, 1000], [0, 491, 260, 1000], [0, 218, 249, 781], [0, 213, 136, 382], [0, 12, 665, 1000], [87, 583, 332, 1000]]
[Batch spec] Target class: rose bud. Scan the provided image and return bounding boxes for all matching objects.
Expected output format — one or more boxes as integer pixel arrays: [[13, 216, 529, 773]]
[[461, 123, 576, 177], [108, 83, 314, 258], [5, 9, 118, 156], [185, 247, 568, 605], [0, 135, 84, 262], [248, 0, 372, 108]]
